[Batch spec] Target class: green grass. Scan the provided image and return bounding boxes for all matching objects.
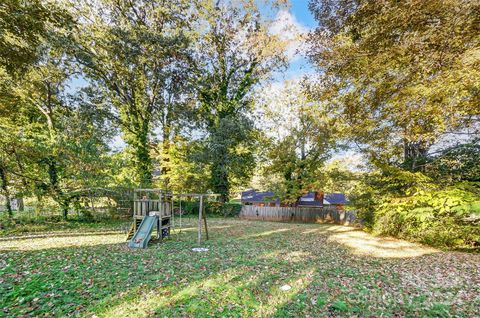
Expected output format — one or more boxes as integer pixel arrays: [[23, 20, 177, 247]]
[[0, 218, 479, 317], [0, 215, 128, 236]]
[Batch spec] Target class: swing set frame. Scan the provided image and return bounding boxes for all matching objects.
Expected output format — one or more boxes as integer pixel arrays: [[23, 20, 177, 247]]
[[132, 189, 220, 245]]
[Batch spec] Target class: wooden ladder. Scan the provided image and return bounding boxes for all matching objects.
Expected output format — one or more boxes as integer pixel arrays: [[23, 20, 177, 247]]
[[126, 219, 142, 241]]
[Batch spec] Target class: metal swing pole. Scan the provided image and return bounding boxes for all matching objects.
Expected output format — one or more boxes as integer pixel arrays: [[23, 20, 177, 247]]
[[179, 196, 182, 233], [198, 195, 203, 246], [171, 194, 175, 230]]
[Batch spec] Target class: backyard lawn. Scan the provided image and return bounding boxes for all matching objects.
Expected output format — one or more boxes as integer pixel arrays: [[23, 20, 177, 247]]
[[1, 218, 479, 318]]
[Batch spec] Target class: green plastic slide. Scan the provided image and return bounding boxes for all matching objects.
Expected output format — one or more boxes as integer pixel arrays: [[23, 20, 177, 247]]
[[128, 215, 157, 248]]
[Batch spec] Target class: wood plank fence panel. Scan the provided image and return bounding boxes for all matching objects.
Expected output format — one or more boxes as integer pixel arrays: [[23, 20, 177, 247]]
[[240, 205, 357, 225]]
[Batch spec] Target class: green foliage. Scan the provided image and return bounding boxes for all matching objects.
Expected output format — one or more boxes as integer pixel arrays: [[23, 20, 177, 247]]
[[205, 202, 242, 217], [373, 184, 480, 249], [0, 213, 125, 235], [309, 159, 362, 198], [195, 0, 287, 202], [157, 137, 207, 193], [177, 200, 199, 215], [329, 300, 348, 312], [257, 81, 342, 202], [0, 0, 72, 77], [308, 0, 480, 168], [425, 142, 480, 184], [305, 0, 480, 251], [0, 2, 116, 218], [73, 0, 196, 187], [177, 201, 241, 217], [1, 66, 115, 217], [0, 0, 73, 216], [351, 166, 480, 249]]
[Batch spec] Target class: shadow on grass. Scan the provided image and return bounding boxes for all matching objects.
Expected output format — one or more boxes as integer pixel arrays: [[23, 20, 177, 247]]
[[91, 246, 316, 317], [1, 219, 477, 318], [0, 230, 124, 242], [0, 232, 126, 251]]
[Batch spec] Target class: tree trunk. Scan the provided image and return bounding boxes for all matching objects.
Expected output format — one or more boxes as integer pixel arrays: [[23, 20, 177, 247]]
[[0, 162, 12, 217], [46, 157, 69, 219], [161, 124, 171, 190], [131, 124, 153, 188], [17, 197, 24, 212], [211, 152, 229, 203], [284, 167, 295, 203], [13, 149, 28, 211], [403, 140, 429, 171]]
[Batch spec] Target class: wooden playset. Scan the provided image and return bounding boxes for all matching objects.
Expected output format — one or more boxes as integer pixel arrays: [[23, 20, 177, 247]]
[[126, 189, 219, 248]]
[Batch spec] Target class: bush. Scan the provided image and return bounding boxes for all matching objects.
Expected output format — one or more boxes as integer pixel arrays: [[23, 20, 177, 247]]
[[350, 167, 435, 228], [372, 183, 480, 249], [221, 202, 242, 217], [178, 201, 200, 215], [0, 213, 114, 235], [72, 199, 94, 221], [425, 142, 480, 184], [350, 165, 480, 250], [176, 201, 242, 217], [205, 202, 242, 217]]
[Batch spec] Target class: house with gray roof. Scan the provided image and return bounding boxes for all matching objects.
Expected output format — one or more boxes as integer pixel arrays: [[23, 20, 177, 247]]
[[241, 190, 347, 209]]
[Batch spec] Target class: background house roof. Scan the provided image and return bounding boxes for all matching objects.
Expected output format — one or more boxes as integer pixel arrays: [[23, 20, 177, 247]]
[[298, 192, 348, 206], [324, 193, 347, 205], [241, 190, 279, 204], [298, 191, 316, 202], [298, 192, 322, 206], [241, 190, 347, 205]]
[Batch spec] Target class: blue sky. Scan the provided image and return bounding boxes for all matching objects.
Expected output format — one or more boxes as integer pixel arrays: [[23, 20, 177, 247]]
[[71, 1, 317, 91], [270, 1, 317, 80], [72, 1, 320, 151], [289, 0, 316, 76], [290, 0, 316, 29]]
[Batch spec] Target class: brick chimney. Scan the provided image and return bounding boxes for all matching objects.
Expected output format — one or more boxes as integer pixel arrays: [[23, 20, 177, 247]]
[[314, 191, 324, 206]]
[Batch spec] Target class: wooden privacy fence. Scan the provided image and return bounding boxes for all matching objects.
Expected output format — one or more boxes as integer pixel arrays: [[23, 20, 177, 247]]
[[240, 205, 357, 225]]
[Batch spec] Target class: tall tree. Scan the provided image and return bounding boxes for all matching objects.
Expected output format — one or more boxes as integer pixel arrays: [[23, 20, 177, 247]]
[[164, 137, 210, 194], [0, 0, 72, 215], [0, 0, 71, 78], [196, 0, 287, 202], [73, 0, 195, 187], [258, 80, 340, 202], [307, 0, 480, 171], [0, 2, 114, 218], [8, 49, 114, 219]]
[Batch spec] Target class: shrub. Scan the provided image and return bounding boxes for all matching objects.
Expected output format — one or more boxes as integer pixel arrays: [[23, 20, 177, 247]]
[[424, 142, 480, 184], [350, 167, 436, 228], [178, 201, 200, 215], [350, 164, 480, 250], [206, 202, 242, 217], [372, 183, 480, 249], [221, 202, 242, 217], [177, 201, 242, 217]]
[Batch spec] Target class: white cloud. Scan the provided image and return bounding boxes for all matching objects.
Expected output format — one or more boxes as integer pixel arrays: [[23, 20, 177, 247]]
[[270, 10, 309, 36], [254, 78, 307, 139], [269, 10, 310, 61], [329, 151, 368, 172]]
